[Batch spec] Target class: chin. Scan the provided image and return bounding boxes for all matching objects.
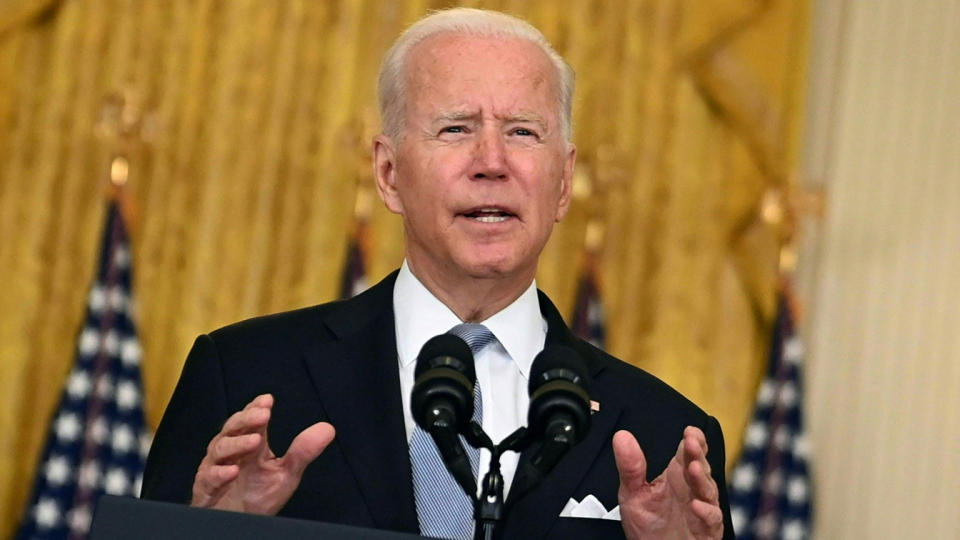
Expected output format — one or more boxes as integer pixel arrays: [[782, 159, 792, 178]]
[[455, 251, 529, 281]]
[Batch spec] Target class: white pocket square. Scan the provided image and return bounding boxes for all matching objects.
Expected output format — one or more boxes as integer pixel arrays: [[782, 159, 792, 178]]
[[558, 495, 621, 521]]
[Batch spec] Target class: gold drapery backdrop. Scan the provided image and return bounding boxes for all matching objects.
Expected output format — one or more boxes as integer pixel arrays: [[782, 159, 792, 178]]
[[0, 0, 808, 534]]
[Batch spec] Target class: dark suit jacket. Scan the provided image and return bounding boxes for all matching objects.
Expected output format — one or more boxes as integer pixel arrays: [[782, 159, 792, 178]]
[[142, 271, 735, 539]]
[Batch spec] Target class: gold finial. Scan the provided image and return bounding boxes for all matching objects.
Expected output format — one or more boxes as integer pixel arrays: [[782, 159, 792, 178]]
[[109, 155, 130, 187], [760, 174, 828, 274], [96, 86, 157, 189]]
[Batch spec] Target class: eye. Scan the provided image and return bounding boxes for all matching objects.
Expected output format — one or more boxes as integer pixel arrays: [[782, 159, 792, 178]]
[[511, 127, 539, 138], [440, 125, 467, 134]]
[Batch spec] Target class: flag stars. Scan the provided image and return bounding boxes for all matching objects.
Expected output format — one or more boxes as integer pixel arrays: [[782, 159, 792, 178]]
[[88, 285, 129, 315], [784, 337, 804, 364], [782, 519, 807, 540], [66, 370, 92, 399], [757, 380, 776, 406], [116, 380, 139, 410], [44, 455, 72, 486], [111, 425, 135, 453], [112, 246, 130, 269], [121, 338, 142, 366], [34, 498, 61, 529], [89, 286, 106, 313], [79, 328, 100, 357], [55, 412, 82, 442], [104, 467, 130, 495], [745, 422, 768, 448], [778, 381, 797, 407], [732, 463, 758, 492], [787, 475, 809, 504], [107, 287, 127, 312]]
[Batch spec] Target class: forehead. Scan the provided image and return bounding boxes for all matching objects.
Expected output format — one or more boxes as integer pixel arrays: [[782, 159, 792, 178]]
[[404, 33, 560, 119]]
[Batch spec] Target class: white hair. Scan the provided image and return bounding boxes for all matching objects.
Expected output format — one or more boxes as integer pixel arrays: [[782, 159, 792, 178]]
[[377, 8, 575, 141]]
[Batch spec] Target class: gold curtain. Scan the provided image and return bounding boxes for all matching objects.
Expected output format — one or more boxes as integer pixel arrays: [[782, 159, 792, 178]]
[[0, 0, 808, 535]]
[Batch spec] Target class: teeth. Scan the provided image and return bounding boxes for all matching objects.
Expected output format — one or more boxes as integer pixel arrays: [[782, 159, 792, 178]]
[[472, 215, 509, 223]]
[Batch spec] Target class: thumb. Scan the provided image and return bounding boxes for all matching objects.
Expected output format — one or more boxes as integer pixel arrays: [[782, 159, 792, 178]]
[[613, 430, 648, 494], [282, 422, 336, 477]]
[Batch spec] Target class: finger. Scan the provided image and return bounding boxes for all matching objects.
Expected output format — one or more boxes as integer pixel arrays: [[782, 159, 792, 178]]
[[207, 432, 263, 464], [245, 393, 274, 410], [220, 401, 272, 436], [682, 427, 710, 476], [690, 498, 724, 534], [192, 464, 239, 506], [685, 457, 719, 504], [612, 430, 647, 494], [281, 422, 336, 477], [684, 425, 708, 453], [681, 428, 717, 503]]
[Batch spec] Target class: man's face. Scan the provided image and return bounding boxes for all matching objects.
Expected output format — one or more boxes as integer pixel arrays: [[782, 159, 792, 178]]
[[375, 33, 575, 285]]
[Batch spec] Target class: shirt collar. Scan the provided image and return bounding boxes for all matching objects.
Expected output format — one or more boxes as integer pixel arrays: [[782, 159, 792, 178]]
[[393, 260, 546, 378]]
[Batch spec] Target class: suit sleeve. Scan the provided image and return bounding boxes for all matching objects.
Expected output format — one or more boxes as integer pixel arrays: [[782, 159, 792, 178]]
[[705, 415, 737, 540], [141, 334, 230, 503]]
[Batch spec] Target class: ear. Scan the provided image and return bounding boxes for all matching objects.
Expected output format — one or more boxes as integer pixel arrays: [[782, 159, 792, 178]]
[[373, 134, 404, 215], [554, 142, 577, 222]]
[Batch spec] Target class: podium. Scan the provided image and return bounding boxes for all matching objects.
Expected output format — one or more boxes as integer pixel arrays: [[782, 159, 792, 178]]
[[90, 496, 429, 539]]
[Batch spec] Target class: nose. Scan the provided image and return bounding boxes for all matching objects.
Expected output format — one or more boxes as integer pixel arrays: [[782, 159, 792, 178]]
[[471, 128, 508, 180]]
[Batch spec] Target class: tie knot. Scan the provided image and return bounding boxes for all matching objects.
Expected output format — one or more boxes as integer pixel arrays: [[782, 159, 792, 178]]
[[447, 323, 496, 355]]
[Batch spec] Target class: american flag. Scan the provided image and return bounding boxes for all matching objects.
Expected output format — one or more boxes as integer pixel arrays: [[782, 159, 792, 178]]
[[728, 291, 813, 539], [339, 222, 369, 299], [571, 262, 606, 350], [16, 202, 151, 540]]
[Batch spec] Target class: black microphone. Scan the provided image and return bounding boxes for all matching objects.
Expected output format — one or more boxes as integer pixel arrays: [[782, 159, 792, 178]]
[[410, 334, 477, 499], [524, 345, 591, 481]]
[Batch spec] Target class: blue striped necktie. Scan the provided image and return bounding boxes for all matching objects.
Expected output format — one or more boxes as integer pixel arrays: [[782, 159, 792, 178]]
[[409, 324, 496, 540]]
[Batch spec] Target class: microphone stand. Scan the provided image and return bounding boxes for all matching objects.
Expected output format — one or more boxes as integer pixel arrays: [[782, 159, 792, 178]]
[[463, 423, 530, 540]]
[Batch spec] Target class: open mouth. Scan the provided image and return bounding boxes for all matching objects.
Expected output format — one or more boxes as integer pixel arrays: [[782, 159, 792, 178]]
[[462, 207, 516, 223]]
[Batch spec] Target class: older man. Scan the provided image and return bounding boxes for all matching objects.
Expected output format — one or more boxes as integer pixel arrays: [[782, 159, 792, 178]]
[[142, 8, 733, 540]]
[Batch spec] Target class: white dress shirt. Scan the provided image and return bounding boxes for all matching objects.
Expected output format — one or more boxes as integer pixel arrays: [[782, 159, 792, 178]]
[[393, 261, 547, 499]]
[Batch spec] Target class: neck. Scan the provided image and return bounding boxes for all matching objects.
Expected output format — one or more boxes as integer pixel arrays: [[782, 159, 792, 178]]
[[406, 259, 533, 323]]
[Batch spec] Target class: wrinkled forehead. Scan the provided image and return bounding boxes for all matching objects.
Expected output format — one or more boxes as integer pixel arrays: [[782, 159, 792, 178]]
[[403, 33, 562, 119]]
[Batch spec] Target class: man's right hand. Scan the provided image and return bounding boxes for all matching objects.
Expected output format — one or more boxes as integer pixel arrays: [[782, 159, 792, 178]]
[[191, 393, 336, 515]]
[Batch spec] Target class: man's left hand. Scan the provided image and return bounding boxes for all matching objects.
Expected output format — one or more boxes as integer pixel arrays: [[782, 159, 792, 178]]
[[613, 427, 724, 540]]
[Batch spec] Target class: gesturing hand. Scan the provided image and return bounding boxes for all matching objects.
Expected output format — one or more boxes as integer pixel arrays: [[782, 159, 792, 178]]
[[614, 427, 723, 540], [191, 394, 336, 515]]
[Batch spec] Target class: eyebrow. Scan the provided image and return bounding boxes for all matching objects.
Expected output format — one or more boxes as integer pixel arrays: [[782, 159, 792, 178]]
[[432, 110, 550, 131], [505, 112, 549, 131], [434, 110, 480, 123]]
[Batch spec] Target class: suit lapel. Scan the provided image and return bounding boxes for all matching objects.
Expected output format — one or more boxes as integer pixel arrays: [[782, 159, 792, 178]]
[[302, 272, 418, 533], [502, 291, 625, 538]]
